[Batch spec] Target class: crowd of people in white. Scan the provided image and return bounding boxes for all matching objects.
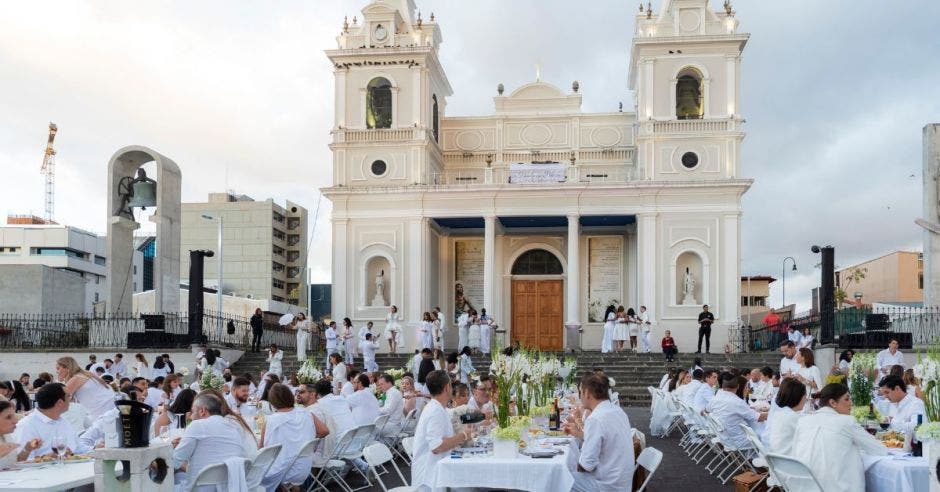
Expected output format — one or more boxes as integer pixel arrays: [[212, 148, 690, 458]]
[[649, 337, 923, 492]]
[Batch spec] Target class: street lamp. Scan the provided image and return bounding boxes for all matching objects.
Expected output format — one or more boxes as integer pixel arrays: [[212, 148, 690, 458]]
[[201, 214, 223, 339], [782, 257, 797, 308]]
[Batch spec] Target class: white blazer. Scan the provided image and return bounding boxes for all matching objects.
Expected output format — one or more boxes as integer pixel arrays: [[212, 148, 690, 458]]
[[791, 407, 887, 492]]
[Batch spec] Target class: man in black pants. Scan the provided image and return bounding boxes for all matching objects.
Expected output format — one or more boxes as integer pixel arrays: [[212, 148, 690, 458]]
[[250, 308, 264, 353], [696, 304, 715, 354]]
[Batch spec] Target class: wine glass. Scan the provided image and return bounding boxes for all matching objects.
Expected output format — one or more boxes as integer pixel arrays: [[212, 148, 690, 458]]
[[879, 420, 891, 431], [159, 425, 170, 443], [51, 435, 67, 467]]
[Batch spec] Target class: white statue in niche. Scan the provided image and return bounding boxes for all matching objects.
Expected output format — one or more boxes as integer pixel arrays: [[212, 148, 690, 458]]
[[372, 269, 388, 307], [682, 267, 697, 305]]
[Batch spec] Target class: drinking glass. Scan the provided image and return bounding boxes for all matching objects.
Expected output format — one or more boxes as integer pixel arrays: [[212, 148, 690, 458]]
[[159, 426, 170, 443], [879, 420, 890, 431], [52, 435, 67, 467]]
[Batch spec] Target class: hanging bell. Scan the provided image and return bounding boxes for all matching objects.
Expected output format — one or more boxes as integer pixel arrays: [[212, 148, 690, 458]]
[[129, 180, 157, 208]]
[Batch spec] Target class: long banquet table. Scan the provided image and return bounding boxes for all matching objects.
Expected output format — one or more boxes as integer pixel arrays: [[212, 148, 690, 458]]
[[864, 454, 929, 492], [0, 461, 94, 491], [432, 443, 575, 492]]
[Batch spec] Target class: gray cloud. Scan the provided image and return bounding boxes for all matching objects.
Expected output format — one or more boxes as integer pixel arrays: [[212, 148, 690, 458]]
[[1, 1, 937, 310]]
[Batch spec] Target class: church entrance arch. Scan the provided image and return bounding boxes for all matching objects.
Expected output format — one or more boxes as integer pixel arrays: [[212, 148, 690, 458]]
[[510, 249, 564, 351]]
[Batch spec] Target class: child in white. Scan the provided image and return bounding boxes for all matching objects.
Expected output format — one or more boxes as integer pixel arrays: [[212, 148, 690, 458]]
[[360, 333, 380, 373]]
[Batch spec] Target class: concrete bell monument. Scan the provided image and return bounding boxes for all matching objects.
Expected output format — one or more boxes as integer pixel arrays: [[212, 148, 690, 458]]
[[106, 146, 182, 314]]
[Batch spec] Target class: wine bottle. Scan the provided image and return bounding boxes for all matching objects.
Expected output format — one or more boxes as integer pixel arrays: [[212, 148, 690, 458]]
[[549, 398, 560, 431], [912, 414, 923, 457]]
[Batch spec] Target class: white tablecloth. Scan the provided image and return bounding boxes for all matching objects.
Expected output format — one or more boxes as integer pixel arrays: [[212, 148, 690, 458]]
[[0, 461, 94, 491], [863, 455, 929, 492], [433, 450, 574, 492]]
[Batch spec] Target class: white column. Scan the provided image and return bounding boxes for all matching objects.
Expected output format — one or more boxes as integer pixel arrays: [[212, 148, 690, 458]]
[[483, 216, 496, 312], [721, 213, 740, 325], [335, 69, 347, 128], [565, 214, 581, 326], [637, 213, 657, 313], [725, 54, 737, 116], [332, 219, 349, 321], [406, 218, 426, 327]]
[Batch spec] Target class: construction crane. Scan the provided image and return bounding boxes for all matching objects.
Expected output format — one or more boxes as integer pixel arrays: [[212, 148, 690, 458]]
[[40, 122, 57, 222]]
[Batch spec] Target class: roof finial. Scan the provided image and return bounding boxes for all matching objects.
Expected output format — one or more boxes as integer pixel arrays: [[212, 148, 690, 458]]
[[352, 16, 358, 25], [430, 12, 435, 22], [535, 60, 542, 82], [724, 1, 733, 15], [343, 15, 349, 33], [497, 83, 504, 95], [647, 2, 653, 19], [417, 11, 423, 29], [639, 3, 644, 12]]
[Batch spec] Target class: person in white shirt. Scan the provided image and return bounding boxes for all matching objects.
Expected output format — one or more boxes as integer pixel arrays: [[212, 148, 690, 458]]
[[798, 327, 814, 349], [707, 375, 767, 451], [359, 333, 380, 373], [778, 340, 800, 378], [265, 344, 283, 379], [111, 353, 127, 379], [466, 380, 494, 416], [56, 356, 116, 421], [358, 321, 374, 345], [433, 307, 446, 350], [172, 393, 253, 491], [346, 373, 381, 427], [876, 339, 905, 376], [308, 380, 357, 461], [377, 374, 404, 437], [878, 375, 926, 433], [411, 350, 425, 377], [794, 347, 823, 398], [330, 354, 347, 395], [342, 318, 357, 365], [411, 370, 472, 491], [638, 305, 652, 353], [0, 400, 42, 465], [792, 383, 887, 492], [340, 369, 358, 398], [563, 373, 635, 492], [260, 383, 317, 492], [324, 323, 339, 369], [457, 310, 470, 351], [680, 370, 704, 408], [767, 378, 806, 456], [693, 370, 718, 413], [750, 367, 775, 401], [786, 326, 802, 346], [746, 368, 762, 393], [14, 383, 90, 460], [225, 377, 252, 414]]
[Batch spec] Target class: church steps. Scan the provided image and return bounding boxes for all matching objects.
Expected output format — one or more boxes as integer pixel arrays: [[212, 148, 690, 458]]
[[229, 350, 781, 406]]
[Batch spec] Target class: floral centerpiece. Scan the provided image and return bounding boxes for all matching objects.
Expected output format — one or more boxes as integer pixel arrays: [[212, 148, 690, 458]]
[[385, 368, 404, 381], [848, 352, 877, 409], [490, 348, 523, 429], [297, 358, 324, 384], [200, 370, 225, 391], [914, 348, 940, 422], [851, 405, 880, 424]]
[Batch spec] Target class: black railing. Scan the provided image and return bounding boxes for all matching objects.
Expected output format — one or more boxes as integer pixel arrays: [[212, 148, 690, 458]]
[[0, 311, 299, 351], [730, 305, 940, 352]]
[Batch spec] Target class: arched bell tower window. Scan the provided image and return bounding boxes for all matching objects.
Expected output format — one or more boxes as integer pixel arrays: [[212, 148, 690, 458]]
[[676, 67, 704, 120], [432, 95, 439, 142], [366, 77, 393, 129], [511, 249, 563, 275]]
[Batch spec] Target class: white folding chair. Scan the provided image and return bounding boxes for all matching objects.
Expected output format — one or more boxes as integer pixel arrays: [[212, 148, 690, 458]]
[[246, 444, 282, 491], [187, 462, 232, 492], [400, 436, 415, 460], [275, 438, 319, 490], [763, 453, 825, 492], [634, 446, 663, 492], [361, 442, 416, 492], [740, 424, 780, 491], [310, 428, 358, 492]]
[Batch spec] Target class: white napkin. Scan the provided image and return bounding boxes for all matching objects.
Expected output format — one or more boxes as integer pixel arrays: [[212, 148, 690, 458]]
[[222, 457, 248, 492]]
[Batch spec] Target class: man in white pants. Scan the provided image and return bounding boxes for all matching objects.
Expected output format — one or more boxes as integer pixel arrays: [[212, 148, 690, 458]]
[[639, 306, 652, 353]]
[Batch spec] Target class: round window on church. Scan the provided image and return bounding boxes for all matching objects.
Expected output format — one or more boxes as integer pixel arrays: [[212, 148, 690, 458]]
[[370, 160, 388, 177], [681, 152, 699, 170]]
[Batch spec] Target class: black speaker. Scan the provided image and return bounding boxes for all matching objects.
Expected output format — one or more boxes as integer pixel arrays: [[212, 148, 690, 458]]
[[865, 313, 889, 331], [141, 314, 165, 332]]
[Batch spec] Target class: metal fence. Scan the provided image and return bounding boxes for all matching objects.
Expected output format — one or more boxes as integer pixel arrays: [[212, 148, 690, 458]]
[[728, 305, 940, 352], [0, 311, 299, 351]]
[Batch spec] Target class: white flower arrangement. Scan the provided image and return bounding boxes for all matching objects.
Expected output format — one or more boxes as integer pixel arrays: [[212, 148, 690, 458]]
[[179, 367, 190, 377], [297, 358, 324, 384], [914, 357, 940, 385], [385, 368, 404, 381], [917, 421, 940, 442], [200, 370, 225, 391]]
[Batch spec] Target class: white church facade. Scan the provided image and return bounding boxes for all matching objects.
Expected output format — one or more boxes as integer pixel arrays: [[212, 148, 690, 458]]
[[322, 0, 751, 352]]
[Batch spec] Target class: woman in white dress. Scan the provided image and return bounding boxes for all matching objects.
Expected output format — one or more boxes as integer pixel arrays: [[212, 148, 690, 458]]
[[457, 310, 470, 352], [342, 318, 356, 364], [329, 353, 347, 394], [385, 305, 402, 353], [798, 327, 814, 350], [479, 309, 493, 355], [150, 355, 171, 379], [457, 347, 475, 384], [266, 344, 284, 379], [134, 353, 150, 379], [626, 307, 640, 352], [467, 310, 481, 353], [795, 347, 823, 401], [295, 313, 310, 362], [418, 312, 435, 350], [767, 378, 806, 456], [601, 306, 616, 353], [613, 306, 628, 352], [57, 356, 116, 420], [792, 383, 886, 492], [432, 313, 444, 351]]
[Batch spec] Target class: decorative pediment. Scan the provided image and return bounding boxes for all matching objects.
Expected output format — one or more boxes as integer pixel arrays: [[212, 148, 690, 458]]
[[494, 81, 582, 115]]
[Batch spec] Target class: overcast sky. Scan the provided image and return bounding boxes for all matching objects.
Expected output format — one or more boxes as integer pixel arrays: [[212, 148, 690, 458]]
[[1, 1, 938, 311]]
